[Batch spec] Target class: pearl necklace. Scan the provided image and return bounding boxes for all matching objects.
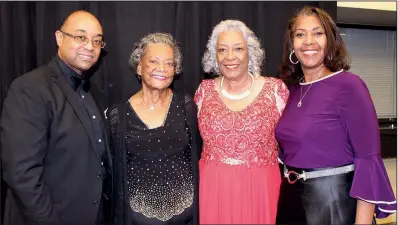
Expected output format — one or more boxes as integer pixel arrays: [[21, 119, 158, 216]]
[[220, 73, 255, 100]]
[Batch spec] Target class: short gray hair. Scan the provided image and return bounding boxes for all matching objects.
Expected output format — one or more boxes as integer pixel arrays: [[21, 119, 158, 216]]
[[129, 33, 183, 74], [202, 20, 265, 76]]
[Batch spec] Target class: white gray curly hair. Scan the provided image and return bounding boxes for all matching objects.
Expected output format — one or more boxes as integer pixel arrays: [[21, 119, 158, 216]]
[[202, 20, 265, 77], [129, 33, 183, 74]]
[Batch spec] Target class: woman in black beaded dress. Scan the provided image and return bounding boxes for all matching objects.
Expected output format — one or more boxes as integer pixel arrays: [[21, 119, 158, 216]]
[[107, 33, 201, 225]]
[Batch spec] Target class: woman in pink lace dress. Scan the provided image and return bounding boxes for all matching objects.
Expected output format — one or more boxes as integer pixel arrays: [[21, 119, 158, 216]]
[[194, 20, 289, 224]]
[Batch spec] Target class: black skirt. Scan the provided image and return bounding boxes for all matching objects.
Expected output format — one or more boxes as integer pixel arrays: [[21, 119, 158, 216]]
[[276, 165, 357, 225]]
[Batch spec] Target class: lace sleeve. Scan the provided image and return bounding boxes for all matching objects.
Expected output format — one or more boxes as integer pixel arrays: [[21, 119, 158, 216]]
[[193, 82, 205, 115], [107, 104, 130, 225], [107, 107, 120, 140], [274, 79, 289, 116]]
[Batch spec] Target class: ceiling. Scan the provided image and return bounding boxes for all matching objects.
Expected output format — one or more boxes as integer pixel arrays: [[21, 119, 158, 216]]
[[337, 6, 397, 27]]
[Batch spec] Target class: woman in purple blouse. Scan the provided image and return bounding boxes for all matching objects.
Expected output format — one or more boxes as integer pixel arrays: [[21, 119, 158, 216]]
[[275, 6, 396, 225]]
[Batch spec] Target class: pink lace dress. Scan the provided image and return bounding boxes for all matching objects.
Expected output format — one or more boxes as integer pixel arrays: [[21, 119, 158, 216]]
[[194, 78, 289, 224]]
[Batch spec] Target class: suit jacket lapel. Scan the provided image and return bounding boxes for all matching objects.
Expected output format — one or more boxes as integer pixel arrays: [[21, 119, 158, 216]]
[[49, 59, 101, 161]]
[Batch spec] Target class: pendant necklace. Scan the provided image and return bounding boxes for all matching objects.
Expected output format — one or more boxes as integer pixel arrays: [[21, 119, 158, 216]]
[[297, 83, 313, 107], [141, 92, 168, 111]]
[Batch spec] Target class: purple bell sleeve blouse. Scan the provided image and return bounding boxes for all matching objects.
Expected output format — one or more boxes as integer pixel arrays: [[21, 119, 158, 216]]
[[337, 74, 396, 218]]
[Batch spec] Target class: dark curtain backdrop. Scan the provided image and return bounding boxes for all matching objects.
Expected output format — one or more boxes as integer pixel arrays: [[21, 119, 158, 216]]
[[0, 1, 336, 223]]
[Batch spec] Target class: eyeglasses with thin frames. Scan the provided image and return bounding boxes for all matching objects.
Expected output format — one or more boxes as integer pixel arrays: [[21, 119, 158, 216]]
[[59, 30, 106, 48]]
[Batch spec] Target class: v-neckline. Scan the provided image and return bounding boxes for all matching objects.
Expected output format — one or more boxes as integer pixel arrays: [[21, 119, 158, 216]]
[[128, 92, 174, 130]]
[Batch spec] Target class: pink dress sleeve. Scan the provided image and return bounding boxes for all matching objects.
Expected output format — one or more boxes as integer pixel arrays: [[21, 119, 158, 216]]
[[194, 80, 208, 114], [273, 79, 289, 116]]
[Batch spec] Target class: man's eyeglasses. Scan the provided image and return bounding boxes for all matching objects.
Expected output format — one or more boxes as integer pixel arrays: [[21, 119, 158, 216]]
[[59, 30, 106, 48]]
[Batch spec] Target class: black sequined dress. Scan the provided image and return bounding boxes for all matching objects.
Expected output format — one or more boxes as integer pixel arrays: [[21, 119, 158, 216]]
[[107, 93, 201, 225], [125, 94, 193, 225]]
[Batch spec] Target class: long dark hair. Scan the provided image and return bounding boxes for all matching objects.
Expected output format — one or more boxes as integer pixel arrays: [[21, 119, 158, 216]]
[[279, 6, 351, 85]]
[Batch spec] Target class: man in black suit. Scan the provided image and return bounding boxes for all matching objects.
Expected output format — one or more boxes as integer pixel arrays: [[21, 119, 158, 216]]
[[1, 10, 112, 225]]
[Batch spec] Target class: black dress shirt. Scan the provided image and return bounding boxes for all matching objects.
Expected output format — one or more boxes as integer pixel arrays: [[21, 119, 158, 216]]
[[55, 56, 108, 176]]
